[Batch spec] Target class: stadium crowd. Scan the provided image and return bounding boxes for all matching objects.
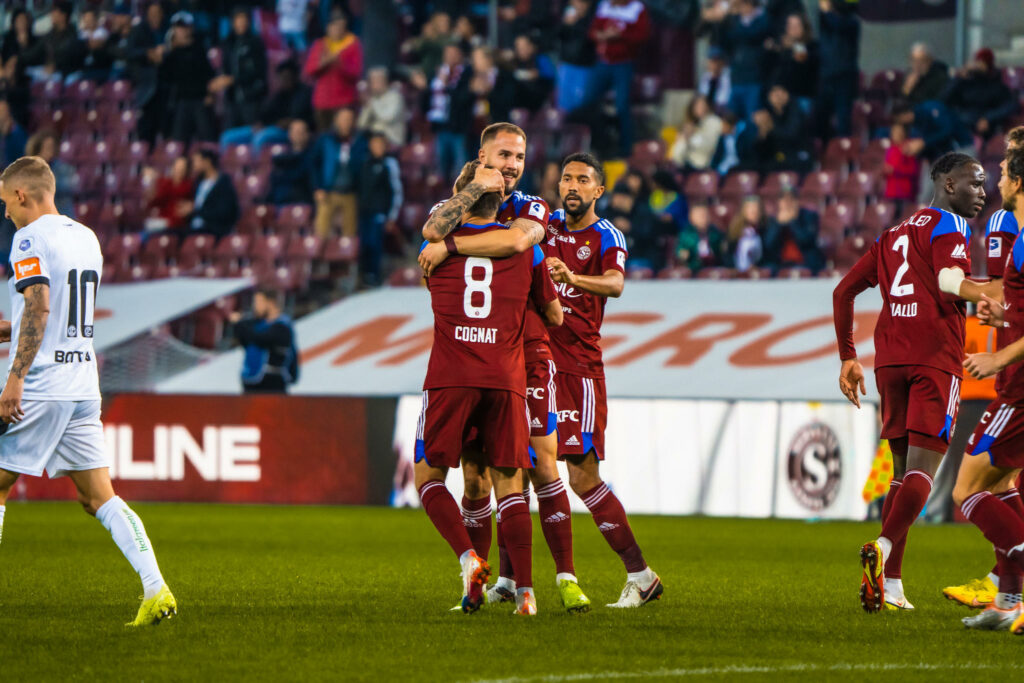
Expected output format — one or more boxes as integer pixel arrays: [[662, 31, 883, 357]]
[[0, 1, 1020, 343]]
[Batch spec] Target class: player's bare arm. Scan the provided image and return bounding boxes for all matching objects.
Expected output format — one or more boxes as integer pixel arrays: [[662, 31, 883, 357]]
[[541, 297, 563, 327], [547, 257, 624, 298], [0, 282, 48, 423], [418, 218, 544, 277], [940, 270, 1003, 303], [421, 166, 505, 242]]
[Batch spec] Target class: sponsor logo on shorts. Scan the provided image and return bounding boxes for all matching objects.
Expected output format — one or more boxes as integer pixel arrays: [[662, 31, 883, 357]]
[[531, 417, 543, 429], [786, 422, 841, 512], [564, 434, 580, 446]]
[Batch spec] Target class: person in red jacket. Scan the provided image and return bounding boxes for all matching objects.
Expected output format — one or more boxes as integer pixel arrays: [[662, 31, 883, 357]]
[[578, 0, 650, 158], [303, 9, 363, 131], [884, 122, 921, 212]]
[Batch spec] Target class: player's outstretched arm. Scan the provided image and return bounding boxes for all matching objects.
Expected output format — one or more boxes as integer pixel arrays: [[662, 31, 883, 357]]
[[421, 166, 505, 242], [965, 334, 1024, 379], [547, 258, 624, 298], [944, 271, 1003, 304], [0, 283, 49, 423], [418, 217, 546, 276]]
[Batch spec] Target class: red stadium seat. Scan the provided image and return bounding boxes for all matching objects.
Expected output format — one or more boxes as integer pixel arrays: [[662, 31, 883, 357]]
[[115, 263, 152, 283], [861, 201, 898, 236], [821, 137, 860, 173], [836, 171, 877, 204], [860, 138, 891, 174], [97, 201, 126, 232], [105, 232, 142, 266], [834, 234, 872, 269], [103, 79, 133, 106], [657, 266, 692, 279], [152, 140, 187, 167], [759, 171, 800, 199], [982, 135, 1006, 163], [400, 202, 426, 232], [710, 202, 738, 230], [719, 171, 760, 204], [75, 201, 101, 227], [399, 141, 435, 169], [626, 266, 654, 280], [799, 170, 839, 205], [736, 267, 773, 280], [388, 266, 424, 287], [684, 171, 719, 203], [695, 267, 737, 280], [249, 234, 286, 266], [632, 74, 662, 104], [322, 235, 359, 263], [558, 124, 591, 159], [868, 69, 903, 98], [213, 234, 252, 266], [239, 174, 269, 204], [140, 233, 178, 269], [286, 234, 323, 261], [66, 79, 98, 104], [777, 267, 814, 279], [223, 144, 254, 175], [535, 107, 564, 131], [274, 204, 313, 236], [177, 234, 217, 270], [508, 108, 531, 130], [629, 139, 667, 175]]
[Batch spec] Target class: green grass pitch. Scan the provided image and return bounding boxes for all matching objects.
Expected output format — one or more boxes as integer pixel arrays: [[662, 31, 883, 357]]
[[1, 502, 1023, 681]]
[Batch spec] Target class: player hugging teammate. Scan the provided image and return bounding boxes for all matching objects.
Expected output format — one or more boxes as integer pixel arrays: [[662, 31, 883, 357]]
[[415, 123, 661, 614]]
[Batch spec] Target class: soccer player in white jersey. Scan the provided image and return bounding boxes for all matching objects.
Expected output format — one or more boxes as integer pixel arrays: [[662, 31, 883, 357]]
[[0, 156, 176, 626]]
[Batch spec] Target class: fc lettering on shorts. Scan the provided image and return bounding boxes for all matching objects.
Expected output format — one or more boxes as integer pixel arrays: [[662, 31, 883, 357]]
[[14, 257, 41, 279]]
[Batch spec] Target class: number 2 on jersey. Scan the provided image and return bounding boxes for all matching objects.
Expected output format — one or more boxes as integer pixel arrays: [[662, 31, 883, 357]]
[[66, 269, 99, 338], [463, 257, 492, 319], [890, 235, 914, 297]]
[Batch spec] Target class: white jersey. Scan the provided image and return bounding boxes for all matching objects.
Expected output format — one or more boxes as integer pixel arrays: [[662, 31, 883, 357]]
[[8, 214, 102, 400]]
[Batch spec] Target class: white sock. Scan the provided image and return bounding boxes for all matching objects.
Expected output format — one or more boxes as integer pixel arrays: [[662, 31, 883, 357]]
[[516, 586, 533, 598], [877, 537, 893, 561], [0, 504, 5, 544], [883, 577, 904, 600], [96, 496, 165, 599], [496, 575, 516, 592], [627, 567, 655, 586], [555, 572, 577, 585], [995, 592, 1022, 609], [988, 571, 1000, 585]]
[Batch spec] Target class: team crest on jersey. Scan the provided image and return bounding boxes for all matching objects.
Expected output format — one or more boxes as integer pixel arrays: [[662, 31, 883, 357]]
[[577, 245, 591, 260], [18, 238, 30, 251]]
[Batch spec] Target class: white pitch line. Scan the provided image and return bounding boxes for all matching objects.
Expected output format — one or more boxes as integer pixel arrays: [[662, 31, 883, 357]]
[[469, 661, 1024, 683]]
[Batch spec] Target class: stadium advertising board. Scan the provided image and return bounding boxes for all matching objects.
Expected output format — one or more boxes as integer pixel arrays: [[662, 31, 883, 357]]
[[391, 396, 877, 520], [15, 394, 398, 505], [157, 281, 883, 402]]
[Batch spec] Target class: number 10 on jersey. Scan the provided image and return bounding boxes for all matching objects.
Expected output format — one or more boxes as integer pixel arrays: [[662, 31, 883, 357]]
[[66, 268, 99, 338]]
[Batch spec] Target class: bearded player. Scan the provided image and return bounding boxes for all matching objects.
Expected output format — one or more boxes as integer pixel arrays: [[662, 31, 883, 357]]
[[0, 156, 176, 626], [419, 125, 591, 613], [833, 152, 995, 612], [545, 153, 662, 607], [415, 160, 562, 616], [955, 146, 1024, 633], [944, 126, 1024, 609]]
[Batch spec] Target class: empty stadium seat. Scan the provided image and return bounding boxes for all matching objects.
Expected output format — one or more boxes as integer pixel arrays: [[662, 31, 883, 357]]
[[322, 236, 359, 263], [286, 234, 323, 261], [684, 171, 719, 202], [836, 171, 877, 204], [760, 171, 800, 199], [275, 204, 313, 236], [821, 137, 860, 173], [388, 266, 424, 287], [250, 234, 286, 266], [799, 170, 839, 205], [177, 234, 216, 270], [719, 171, 760, 203], [657, 266, 692, 279], [859, 138, 891, 174], [695, 267, 737, 280], [140, 233, 178, 269], [626, 266, 654, 280], [213, 234, 252, 267], [861, 201, 898, 236], [777, 267, 814, 279]]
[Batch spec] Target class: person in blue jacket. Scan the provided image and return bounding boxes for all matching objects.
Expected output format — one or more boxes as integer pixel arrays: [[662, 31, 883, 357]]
[[230, 287, 299, 394]]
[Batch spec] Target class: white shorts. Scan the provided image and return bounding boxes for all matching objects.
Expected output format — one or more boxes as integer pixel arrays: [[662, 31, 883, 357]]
[[0, 400, 107, 479]]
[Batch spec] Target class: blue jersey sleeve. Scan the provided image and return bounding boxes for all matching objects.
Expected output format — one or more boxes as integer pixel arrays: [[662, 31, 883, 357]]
[[929, 208, 971, 242], [1013, 233, 1024, 273], [986, 209, 1021, 237], [531, 244, 545, 267], [597, 220, 628, 256]]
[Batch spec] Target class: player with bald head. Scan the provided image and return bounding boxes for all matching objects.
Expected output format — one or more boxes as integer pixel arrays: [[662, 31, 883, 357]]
[[0, 156, 176, 626]]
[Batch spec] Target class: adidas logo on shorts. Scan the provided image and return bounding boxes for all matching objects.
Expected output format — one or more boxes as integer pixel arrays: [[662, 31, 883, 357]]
[[531, 417, 543, 428], [544, 512, 570, 524], [565, 435, 580, 446], [598, 522, 620, 532]]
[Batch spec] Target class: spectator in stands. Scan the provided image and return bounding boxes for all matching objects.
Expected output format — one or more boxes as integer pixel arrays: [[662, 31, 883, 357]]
[[710, 110, 752, 175], [403, 12, 451, 85], [761, 83, 812, 173], [304, 8, 364, 131], [583, 0, 650, 157], [677, 203, 727, 272], [902, 42, 949, 106], [883, 122, 920, 210], [762, 187, 823, 274], [817, 0, 859, 138], [105, 4, 134, 82], [77, 7, 113, 83], [454, 16, 485, 54], [356, 132, 403, 289], [557, 0, 596, 113], [162, 11, 216, 144], [21, 1, 85, 83], [0, 99, 27, 167], [220, 58, 311, 152], [511, 32, 555, 114], [764, 0, 806, 39], [229, 287, 298, 394], [670, 94, 723, 171], [768, 13, 818, 116], [944, 48, 1017, 140], [277, 0, 311, 52], [267, 119, 315, 206], [468, 46, 514, 127], [718, 0, 771, 119], [26, 129, 74, 217], [892, 98, 974, 163], [727, 195, 765, 272], [183, 149, 240, 241], [607, 169, 656, 266], [144, 156, 194, 232], [213, 8, 269, 130], [0, 8, 36, 127], [697, 47, 731, 113], [537, 160, 562, 210], [420, 43, 470, 183], [312, 107, 367, 238], [127, 1, 168, 145], [356, 67, 407, 147]]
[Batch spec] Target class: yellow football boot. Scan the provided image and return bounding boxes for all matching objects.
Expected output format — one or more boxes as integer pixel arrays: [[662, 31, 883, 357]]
[[942, 577, 996, 608], [127, 585, 177, 627]]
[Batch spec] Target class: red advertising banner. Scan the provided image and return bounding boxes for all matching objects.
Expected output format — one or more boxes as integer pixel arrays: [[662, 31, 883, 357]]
[[17, 395, 376, 504]]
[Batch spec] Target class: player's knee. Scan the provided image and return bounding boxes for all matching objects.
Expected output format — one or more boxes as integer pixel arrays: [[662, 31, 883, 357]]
[[463, 475, 491, 500], [567, 466, 600, 496], [77, 493, 102, 516]]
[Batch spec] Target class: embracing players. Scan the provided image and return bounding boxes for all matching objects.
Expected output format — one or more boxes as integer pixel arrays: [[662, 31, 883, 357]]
[[415, 159, 563, 615], [833, 152, 992, 612], [0, 156, 176, 625]]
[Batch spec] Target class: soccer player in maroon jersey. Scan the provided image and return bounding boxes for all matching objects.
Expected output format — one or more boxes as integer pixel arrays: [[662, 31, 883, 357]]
[[418, 124, 590, 612], [415, 160, 562, 616], [545, 152, 663, 608], [952, 148, 1024, 632], [833, 152, 994, 612], [944, 127, 1024, 609]]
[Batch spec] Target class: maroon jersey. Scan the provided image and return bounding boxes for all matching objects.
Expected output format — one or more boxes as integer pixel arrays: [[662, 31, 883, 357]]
[[994, 229, 1024, 405], [836, 207, 972, 377], [544, 210, 628, 378], [423, 222, 556, 396], [431, 191, 553, 361]]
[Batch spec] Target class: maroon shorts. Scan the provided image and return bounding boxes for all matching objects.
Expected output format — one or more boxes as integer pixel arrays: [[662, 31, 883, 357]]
[[526, 360, 557, 437], [875, 365, 960, 453], [554, 372, 607, 460], [415, 387, 531, 470], [967, 399, 1024, 469]]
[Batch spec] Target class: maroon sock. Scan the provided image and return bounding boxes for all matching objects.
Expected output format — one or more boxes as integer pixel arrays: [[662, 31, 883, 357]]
[[495, 515, 514, 581], [461, 495, 492, 561], [881, 478, 906, 579], [419, 481, 473, 558], [581, 482, 647, 573], [961, 491, 1024, 573], [535, 479, 575, 575], [496, 493, 532, 588], [994, 489, 1024, 586], [879, 469, 932, 551]]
